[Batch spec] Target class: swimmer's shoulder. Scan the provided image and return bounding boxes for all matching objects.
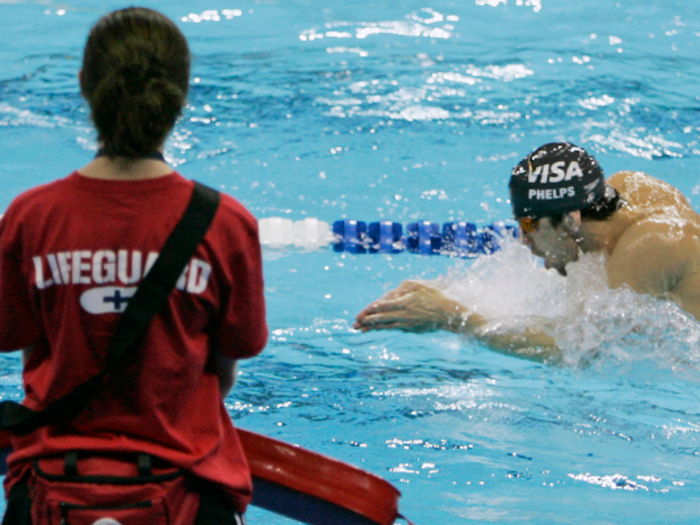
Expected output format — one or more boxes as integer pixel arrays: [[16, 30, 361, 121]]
[[611, 207, 700, 287], [608, 214, 700, 296], [608, 170, 695, 214], [607, 170, 667, 193]]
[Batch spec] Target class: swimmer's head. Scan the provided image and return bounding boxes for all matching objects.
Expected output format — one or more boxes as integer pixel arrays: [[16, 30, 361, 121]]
[[509, 142, 605, 220]]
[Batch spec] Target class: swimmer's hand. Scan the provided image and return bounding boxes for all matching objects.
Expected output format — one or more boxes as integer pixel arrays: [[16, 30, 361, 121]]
[[353, 281, 476, 334]]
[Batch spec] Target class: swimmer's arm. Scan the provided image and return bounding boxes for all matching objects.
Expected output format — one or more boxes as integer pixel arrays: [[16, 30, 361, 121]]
[[211, 352, 239, 398], [354, 281, 560, 363], [467, 318, 561, 363]]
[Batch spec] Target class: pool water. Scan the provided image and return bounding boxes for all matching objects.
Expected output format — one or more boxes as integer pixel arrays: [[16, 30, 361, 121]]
[[3, 0, 700, 523]]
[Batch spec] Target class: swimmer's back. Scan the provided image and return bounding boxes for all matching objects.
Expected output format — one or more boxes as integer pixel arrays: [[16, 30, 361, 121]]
[[606, 170, 700, 320]]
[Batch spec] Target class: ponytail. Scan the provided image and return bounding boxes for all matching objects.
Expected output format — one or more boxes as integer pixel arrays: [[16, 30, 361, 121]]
[[81, 8, 190, 159]]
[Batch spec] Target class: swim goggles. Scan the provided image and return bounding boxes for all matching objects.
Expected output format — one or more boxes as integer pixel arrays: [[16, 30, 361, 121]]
[[518, 217, 540, 234]]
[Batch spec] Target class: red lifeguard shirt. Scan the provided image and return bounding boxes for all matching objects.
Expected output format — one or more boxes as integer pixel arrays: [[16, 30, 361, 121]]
[[0, 172, 268, 512]]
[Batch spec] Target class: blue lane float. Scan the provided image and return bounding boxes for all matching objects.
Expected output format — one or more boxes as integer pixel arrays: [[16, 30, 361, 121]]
[[333, 220, 516, 256], [259, 217, 518, 256]]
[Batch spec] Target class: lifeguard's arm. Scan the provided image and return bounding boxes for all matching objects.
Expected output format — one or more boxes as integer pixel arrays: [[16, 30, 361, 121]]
[[353, 281, 560, 363], [212, 352, 239, 398]]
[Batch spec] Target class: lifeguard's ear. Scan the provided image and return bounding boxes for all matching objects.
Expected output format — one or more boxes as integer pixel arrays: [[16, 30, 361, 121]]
[[564, 210, 582, 231]]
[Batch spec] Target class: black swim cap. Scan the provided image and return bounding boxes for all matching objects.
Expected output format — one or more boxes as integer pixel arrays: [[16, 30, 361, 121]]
[[509, 142, 605, 219]]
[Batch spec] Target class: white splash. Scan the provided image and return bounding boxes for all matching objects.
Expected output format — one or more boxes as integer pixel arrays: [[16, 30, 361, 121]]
[[432, 239, 700, 371]]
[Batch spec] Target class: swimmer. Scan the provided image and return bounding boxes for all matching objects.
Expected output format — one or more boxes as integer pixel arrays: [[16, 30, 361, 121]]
[[354, 142, 700, 361]]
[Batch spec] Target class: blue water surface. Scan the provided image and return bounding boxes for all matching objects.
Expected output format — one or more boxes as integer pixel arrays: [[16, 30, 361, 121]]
[[3, 0, 700, 523]]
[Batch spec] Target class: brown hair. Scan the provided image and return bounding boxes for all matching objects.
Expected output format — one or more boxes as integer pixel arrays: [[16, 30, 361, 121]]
[[80, 8, 190, 159]]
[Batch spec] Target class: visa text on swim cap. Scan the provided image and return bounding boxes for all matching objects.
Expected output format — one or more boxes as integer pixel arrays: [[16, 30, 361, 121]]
[[528, 161, 585, 184]]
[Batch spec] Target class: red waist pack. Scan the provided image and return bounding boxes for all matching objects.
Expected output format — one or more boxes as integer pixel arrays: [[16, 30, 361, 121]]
[[28, 452, 199, 525]]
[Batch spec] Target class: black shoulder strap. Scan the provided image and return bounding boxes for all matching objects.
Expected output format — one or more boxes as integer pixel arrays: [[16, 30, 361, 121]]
[[0, 181, 221, 435]]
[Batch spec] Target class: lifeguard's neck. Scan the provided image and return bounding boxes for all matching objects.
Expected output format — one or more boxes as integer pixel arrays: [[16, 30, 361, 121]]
[[77, 145, 172, 181]]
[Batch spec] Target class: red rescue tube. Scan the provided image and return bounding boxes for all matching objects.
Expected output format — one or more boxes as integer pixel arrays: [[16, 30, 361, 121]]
[[238, 429, 409, 525]]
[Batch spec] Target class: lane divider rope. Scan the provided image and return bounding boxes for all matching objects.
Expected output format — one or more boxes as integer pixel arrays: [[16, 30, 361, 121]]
[[259, 217, 518, 256]]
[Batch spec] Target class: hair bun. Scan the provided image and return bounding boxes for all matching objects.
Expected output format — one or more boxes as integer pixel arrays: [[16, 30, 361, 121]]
[[118, 62, 166, 96]]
